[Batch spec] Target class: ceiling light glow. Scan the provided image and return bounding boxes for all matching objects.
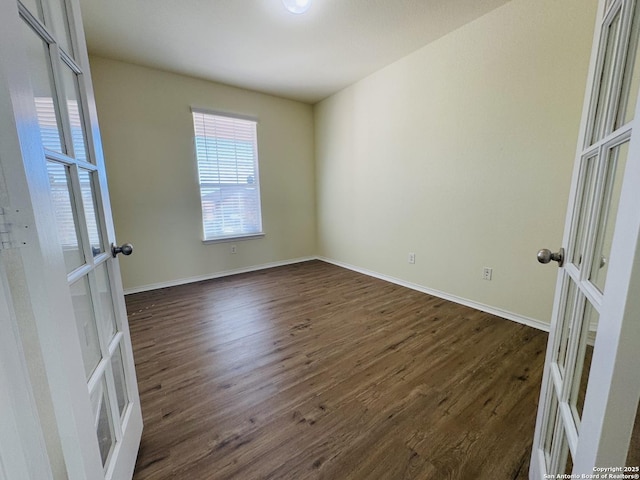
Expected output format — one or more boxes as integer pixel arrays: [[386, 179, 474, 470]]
[[282, 0, 312, 14]]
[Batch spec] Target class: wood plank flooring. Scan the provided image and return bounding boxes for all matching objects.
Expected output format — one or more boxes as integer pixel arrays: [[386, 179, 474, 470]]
[[126, 260, 548, 479]]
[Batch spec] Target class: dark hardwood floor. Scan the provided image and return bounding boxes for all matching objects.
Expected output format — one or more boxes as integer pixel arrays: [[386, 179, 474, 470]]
[[126, 260, 548, 479]]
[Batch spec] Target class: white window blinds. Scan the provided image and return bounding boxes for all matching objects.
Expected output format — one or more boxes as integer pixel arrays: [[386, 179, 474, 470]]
[[192, 111, 263, 241]]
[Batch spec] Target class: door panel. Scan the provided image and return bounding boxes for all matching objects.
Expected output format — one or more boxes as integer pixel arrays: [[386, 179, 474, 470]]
[[78, 168, 103, 254], [568, 310, 597, 425], [570, 154, 597, 269], [616, 4, 640, 127], [553, 278, 579, 379], [589, 5, 622, 146], [45, 0, 73, 56], [91, 377, 116, 467], [531, 0, 640, 475], [22, 20, 64, 154], [70, 275, 102, 379], [543, 392, 560, 470], [46, 160, 84, 271], [110, 343, 129, 418], [60, 63, 88, 161], [95, 262, 117, 340], [1, 0, 142, 478], [588, 139, 629, 291]]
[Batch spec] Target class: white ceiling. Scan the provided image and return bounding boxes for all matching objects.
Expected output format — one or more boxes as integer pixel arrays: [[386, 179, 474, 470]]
[[78, 0, 511, 104]]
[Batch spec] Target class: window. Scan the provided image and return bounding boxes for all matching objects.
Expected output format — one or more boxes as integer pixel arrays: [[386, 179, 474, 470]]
[[191, 110, 263, 241]]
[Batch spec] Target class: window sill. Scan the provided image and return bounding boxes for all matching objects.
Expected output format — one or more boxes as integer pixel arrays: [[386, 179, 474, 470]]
[[202, 233, 265, 244]]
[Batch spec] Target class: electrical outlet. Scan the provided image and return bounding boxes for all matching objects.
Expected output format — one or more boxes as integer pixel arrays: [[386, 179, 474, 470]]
[[408, 252, 416, 264], [231, 245, 237, 254], [482, 267, 492, 281]]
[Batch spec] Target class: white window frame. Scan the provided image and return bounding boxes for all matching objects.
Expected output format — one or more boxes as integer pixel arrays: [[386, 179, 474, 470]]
[[191, 108, 264, 243]]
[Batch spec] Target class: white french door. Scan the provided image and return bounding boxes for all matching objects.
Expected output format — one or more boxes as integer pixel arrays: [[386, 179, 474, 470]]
[[531, 0, 640, 476], [0, 0, 142, 478]]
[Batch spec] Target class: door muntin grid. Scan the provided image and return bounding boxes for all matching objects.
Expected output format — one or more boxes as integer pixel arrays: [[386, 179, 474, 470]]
[[537, 0, 640, 475], [19, 0, 132, 474]]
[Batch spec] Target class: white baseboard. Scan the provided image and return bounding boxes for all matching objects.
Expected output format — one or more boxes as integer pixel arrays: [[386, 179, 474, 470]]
[[123, 256, 316, 295], [317, 256, 550, 333]]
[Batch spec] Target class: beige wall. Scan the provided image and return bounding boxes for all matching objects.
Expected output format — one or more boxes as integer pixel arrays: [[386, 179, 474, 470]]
[[90, 57, 316, 291], [314, 0, 597, 324], [91, 0, 597, 324]]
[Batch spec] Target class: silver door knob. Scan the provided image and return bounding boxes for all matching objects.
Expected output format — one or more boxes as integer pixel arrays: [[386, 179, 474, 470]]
[[537, 248, 564, 267], [111, 242, 133, 257]]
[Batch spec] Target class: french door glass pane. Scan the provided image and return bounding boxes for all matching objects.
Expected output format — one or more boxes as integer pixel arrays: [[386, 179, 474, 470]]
[[544, 392, 560, 471], [60, 63, 87, 161], [111, 343, 128, 418], [615, 3, 640, 128], [20, 0, 43, 21], [22, 20, 63, 153], [590, 8, 622, 145], [46, 0, 72, 54], [564, 445, 574, 475], [90, 378, 115, 467], [605, 0, 615, 13], [78, 169, 102, 255], [571, 155, 597, 268], [70, 275, 101, 379], [95, 262, 117, 341], [555, 278, 579, 378], [46, 161, 84, 272], [589, 140, 630, 292], [569, 300, 599, 426], [545, 405, 571, 476], [557, 430, 572, 476]]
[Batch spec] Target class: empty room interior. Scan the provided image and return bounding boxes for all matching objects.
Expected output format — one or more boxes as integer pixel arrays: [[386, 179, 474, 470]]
[[3, 0, 640, 478]]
